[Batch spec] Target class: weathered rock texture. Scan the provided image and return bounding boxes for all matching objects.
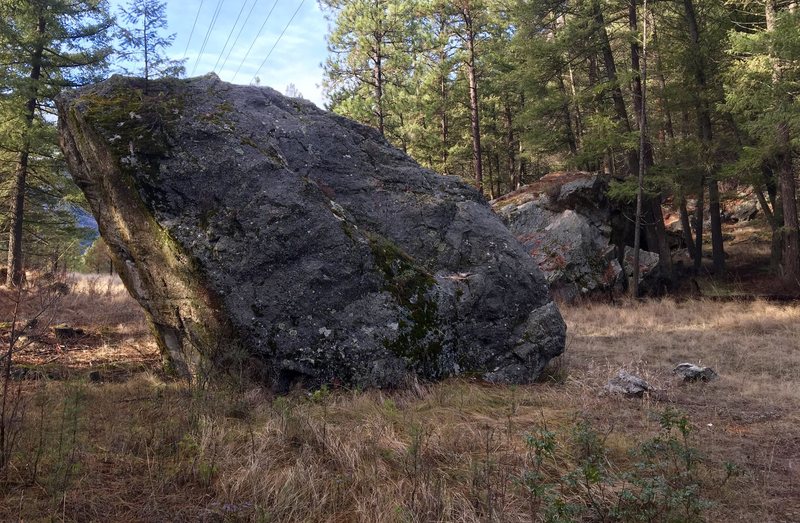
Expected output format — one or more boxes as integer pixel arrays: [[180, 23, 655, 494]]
[[604, 370, 653, 397], [57, 74, 565, 389], [673, 363, 718, 382], [492, 172, 660, 301]]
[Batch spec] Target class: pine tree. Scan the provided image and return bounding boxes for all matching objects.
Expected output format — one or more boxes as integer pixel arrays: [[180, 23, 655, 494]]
[[725, 0, 800, 284], [116, 0, 185, 89], [1, 0, 113, 287], [320, 0, 417, 138]]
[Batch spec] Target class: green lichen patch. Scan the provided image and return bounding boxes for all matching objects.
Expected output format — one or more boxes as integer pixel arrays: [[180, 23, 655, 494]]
[[77, 78, 184, 181], [367, 232, 444, 370], [199, 101, 236, 129]]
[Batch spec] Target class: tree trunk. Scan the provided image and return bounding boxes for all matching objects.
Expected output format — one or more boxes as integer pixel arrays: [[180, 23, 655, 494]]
[[682, 0, 725, 274], [559, 14, 583, 149], [438, 19, 449, 174], [630, 0, 672, 280], [652, 20, 675, 143], [679, 197, 697, 260], [629, 0, 643, 125], [708, 179, 725, 274], [592, 0, 639, 176], [776, 113, 800, 285], [556, 72, 578, 155], [486, 150, 496, 199], [143, 12, 149, 91], [504, 101, 517, 190], [693, 184, 704, 273], [439, 66, 449, 174], [374, 35, 385, 136], [6, 15, 45, 288], [755, 183, 783, 269], [464, 10, 483, 193], [766, 0, 800, 283], [494, 152, 502, 197]]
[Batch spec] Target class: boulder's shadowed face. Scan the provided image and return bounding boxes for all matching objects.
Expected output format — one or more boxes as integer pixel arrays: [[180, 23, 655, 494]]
[[57, 74, 565, 389]]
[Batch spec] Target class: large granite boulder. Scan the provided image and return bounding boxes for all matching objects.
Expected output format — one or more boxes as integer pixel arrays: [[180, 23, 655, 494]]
[[57, 74, 565, 389], [492, 172, 659, 301]]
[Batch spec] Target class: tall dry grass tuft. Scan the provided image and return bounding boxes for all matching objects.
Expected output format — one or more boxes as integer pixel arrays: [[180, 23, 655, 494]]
[[60, 273, 147, 331], [4, 273, 159, 370]]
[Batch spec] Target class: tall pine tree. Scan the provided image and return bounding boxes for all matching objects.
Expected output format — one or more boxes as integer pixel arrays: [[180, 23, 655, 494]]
[[0, 0, 112, 286]]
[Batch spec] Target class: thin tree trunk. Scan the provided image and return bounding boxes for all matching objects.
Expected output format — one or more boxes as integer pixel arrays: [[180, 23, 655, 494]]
[[708, 180, 725, 273], [682, 0, 725, 274], [777, 114, 800, 284], [632, 0, 649, 297], [374, 34, 385, 136], [592, 0, 639, 176], [504, 101, 517, 190], [464, 10, 483, 192], [631, 0, 672, 280], [495, 152, 502, 196], [766, 0, 800, 283], [556, 72, 578, 155], [559, 14, 583, 149], [6, 15, 45, 288], [679, 197, 697, 260], [693, 184, 704, 273], [439, 66, 449, 174], [755, 184, 783, 269], [143, 12, 149, 91], [567, 63, 583, 148], [630, 0, 643, 125], [486, 151, 496, 199], [652, 20, 675, 143]]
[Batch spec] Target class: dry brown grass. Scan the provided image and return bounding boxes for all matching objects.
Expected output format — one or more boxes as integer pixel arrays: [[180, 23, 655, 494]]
[[0, 289, 798, 521], [1, 274, 158, 372]]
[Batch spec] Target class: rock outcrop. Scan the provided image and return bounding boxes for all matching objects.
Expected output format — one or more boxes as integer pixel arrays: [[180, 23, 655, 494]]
[[57, 74, 565, 389], [492, 172, 660, 301]]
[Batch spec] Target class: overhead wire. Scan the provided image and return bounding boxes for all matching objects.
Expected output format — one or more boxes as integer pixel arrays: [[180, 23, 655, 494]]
[[219, 0, 261, 72], [182, 0, 206, 60], [212, 0, 253, 72], [231, 0, 279, 82], [191, 0, 226, 76], [251, 0, 306, 82]]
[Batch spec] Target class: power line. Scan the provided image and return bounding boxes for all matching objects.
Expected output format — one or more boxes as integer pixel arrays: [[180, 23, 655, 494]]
[[192, 0, 226, 76], [219, 0, 261, 72], [182, 0, 206, 60], [251, 0, 306, 82], [212, 0, 252, 72], [231, 0, 279, 82]]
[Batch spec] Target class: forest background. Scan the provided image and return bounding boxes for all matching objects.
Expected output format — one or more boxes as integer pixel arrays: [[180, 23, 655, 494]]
[[1, 0, 799, 290]]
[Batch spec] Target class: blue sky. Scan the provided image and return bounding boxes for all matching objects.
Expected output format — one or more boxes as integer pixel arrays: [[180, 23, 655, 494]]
[[109, 0, 330, 107]]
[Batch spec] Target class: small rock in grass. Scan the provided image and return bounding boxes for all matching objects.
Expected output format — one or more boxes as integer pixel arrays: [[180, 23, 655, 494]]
[[605, 370, 652, 397], [53, 324, 85, 341], [673, 363, 718, 382]]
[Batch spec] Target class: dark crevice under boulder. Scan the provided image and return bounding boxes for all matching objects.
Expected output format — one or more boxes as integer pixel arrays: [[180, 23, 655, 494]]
[[57, 74, 566, 390]]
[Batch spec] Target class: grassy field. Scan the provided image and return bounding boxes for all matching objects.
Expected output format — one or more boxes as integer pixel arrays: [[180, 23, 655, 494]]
[[0, 274, 798, 521]]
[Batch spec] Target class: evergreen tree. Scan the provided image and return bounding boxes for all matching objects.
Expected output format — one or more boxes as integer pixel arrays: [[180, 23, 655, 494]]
[[725, 0, 800, 283], [318, 0, 796, 285], [0, 0, 113, 287], [116, 0, 186, 87], [320, 0, 417, 138]]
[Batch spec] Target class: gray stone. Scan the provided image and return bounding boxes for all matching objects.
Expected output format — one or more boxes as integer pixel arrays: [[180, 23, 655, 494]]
[[56, 74, 566, 389], [673, 363, 718, 382], [604, 370, 652, 397], [493, 172, 659, 301]]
